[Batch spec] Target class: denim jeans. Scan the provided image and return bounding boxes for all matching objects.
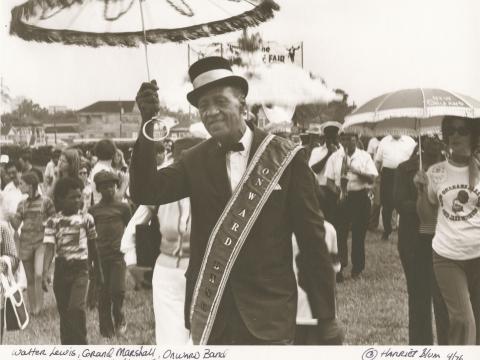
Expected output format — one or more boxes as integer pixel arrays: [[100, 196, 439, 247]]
[[53, 258, 89, 345], [98, 257, 126, 336], [433, 251, 480, 345], [398, 232, 449, 344]]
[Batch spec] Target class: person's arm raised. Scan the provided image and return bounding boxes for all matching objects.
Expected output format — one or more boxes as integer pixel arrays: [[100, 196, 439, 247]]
[[130, 80, 189, 205]]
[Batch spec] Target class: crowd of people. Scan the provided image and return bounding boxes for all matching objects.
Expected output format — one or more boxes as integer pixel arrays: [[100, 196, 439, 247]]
[[0, 55, 479, 346], [305, 115, 480, 345], [0, 140, 135, 344]]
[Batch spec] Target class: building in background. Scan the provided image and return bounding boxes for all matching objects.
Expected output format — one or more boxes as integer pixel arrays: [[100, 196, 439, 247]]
[[44, 124, 77, 145], [77, 101, 141, 139], [2, 116, 45, 146], [48, 105, 68, 114]]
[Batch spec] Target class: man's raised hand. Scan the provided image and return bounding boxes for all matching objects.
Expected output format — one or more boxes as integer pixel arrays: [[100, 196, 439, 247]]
[[136, 80, 160, 122]]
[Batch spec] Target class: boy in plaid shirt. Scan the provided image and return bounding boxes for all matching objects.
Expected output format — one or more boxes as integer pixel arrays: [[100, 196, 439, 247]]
[[43, 177, 103, 345]]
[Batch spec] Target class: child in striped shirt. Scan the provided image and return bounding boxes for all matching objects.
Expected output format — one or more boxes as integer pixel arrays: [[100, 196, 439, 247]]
[[43, 177, 103, 345]]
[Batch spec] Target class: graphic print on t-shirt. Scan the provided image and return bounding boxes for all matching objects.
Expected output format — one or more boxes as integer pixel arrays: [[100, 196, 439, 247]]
[[439, 184, 480, 221]]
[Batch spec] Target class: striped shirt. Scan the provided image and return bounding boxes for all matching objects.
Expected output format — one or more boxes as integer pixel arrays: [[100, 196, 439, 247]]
[[15, 195, 56, 248], [44, 211, 97, 261]]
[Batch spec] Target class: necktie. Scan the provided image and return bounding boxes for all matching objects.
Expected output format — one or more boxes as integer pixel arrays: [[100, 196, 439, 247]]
[[218, 142, 244, 153], [341, 154, 348, 178], [340, 154, 349, 198]]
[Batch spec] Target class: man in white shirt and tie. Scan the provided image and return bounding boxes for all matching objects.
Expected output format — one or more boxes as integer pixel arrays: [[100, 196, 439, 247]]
[[325, 131, 378, 280], [374, 134, 416, 240], [308, 122, 342, 223]]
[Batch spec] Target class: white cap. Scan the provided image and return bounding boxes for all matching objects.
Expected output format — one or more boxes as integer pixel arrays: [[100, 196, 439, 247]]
[[0, 154, 9, 163]]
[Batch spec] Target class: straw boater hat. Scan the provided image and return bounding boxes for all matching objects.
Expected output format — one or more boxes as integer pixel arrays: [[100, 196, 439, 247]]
[[321, 121, 342, 133], [187, 56, 249, 108]]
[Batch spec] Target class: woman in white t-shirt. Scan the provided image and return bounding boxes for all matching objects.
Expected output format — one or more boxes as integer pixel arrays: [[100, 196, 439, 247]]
[[415, 116, 480, 345]]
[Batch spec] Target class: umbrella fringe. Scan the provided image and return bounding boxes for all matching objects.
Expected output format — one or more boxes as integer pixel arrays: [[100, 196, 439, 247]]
[[344, 125, 441, 137], [10, 0, 280, 48], [346, 107, 479, 125]]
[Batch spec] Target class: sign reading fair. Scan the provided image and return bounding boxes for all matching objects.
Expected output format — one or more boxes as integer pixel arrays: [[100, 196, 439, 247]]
[[261, 42, 302, 66], [189, 41, 303, 67]]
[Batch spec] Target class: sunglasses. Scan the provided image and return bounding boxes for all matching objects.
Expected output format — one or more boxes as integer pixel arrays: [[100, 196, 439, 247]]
[[444, 126, 469, 137]]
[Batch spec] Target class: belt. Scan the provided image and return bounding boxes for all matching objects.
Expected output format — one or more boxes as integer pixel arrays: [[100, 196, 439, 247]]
[[55, 257, 88, 264], [156, 253, 189, 270], [347, 188, 369, 194]]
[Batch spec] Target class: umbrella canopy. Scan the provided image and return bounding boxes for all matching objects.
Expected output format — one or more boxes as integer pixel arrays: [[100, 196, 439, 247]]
[[343, 88, 480, 136], [10, 0, 279, 47]]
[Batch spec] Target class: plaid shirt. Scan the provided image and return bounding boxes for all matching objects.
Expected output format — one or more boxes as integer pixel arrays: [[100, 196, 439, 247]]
[[14, 195, 56, 248], [1, 221, 19, 308], [44, 211, 97, 261]]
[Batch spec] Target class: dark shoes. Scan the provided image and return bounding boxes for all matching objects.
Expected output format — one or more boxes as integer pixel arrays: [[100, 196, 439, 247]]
[[351, 271, 362, 280], [336, 271, 345, 283], [100, 330, 115, 339]]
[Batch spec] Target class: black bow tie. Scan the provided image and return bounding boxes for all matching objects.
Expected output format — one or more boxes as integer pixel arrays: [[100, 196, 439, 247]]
[[218, 142, 245, 153]]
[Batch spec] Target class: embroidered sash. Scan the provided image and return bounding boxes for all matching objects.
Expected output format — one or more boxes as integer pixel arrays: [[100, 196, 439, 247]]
[[190, 134, 302, 344]]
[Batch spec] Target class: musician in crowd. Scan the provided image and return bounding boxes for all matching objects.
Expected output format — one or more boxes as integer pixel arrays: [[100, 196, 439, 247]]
[[325, 131, 378, 282]]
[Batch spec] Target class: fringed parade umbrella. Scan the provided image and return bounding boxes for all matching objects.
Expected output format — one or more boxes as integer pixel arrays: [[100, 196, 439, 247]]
[[9, 0, 280, 140], [343, 88, 480, 168], [10, 0, 279, 48]]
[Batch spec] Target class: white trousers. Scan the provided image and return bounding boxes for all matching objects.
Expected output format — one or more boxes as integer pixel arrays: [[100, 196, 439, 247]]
[[152, 255, 190, 345]]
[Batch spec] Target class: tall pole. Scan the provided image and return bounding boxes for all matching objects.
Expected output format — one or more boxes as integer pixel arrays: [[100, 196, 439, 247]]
[[53, 108, 57, 144], [301, 41, 304, 69], [138, 0, 151, 81], [188, 44, 191, 121], [119, 102, 123, 138]]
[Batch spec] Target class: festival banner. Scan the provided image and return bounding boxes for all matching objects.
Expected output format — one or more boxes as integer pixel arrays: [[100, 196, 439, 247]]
[[189, 41, 303, 67]]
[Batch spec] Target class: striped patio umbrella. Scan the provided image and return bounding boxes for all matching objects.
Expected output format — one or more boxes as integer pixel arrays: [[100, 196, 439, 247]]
[[343, 88, 480, 137], [343, 88, 480, 169]]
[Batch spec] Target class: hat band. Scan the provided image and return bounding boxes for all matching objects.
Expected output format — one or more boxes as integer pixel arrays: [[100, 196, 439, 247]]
[[192, 69, 235, 89]]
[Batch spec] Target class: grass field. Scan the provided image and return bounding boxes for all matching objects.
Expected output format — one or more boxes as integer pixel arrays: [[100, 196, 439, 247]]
[[3, 229, 410, 345]]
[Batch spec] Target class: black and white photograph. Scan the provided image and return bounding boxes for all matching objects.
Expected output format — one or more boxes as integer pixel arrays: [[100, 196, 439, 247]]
[[1, 0, 480, 354]]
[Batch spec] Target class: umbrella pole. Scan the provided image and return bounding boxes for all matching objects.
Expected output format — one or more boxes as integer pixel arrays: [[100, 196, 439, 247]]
[[138, 0, 151, 81], [418, 127, 423, 171]]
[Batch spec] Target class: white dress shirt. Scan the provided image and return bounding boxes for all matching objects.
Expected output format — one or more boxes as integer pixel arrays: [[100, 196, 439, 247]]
[[325, 147, 378, 191], [344, 148, 379, 191], [308, 145, 329, 186], [374, 135, 416, 169], [1, 182, 26, 215], [324, 147, 345, 188], [226, 126, 253, 192], [367, 137, 380, 158]]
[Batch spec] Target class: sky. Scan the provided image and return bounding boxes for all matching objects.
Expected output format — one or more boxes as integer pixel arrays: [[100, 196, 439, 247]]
[[1, 0, 480, 112]]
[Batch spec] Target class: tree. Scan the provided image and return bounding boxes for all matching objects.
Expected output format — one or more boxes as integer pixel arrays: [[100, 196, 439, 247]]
[[292, 88, 357, 131], [12, 99, 49, 121], [237, 30, 263, 53]]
